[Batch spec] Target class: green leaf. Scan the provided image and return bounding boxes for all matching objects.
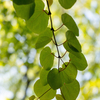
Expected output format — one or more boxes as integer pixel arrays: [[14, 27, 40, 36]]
[[13, 0, 34, 5], [61, 13, 79, 36], [56, 94, 64, 100], [40, 68, 49, 86], [26, 0, 49, 34], [61, 80, 80, 100], [34, 79, 56, 100], [40, 47, 54, 70], [61, 62, 77, 84], [29, 95, 35, 100], [66, 30, 81, 52], [47, 68, 63, 90], [69, 53, 88, 71], [35, 28, 52, 49], [13, 2, 35, 20], [58, 0, 76, 9], [63, 41, 81, 58]]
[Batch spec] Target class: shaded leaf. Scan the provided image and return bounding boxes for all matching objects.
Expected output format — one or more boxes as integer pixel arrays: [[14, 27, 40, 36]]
[[34, 79, 56, 100], [61, 62, 77, 84], [62, 13, 79, 36], [40, 68, 49, 86], [26, 0, 49, 34], [47, 68, 63, 90], [66, 30, 81, 52], [35, 28, 52, 49], [69, 53, 88, 71], [58, 0, 76, 9], [13, 2, 35, 20], [61, 80, 80, 100], [40, 47, 54, 70], [29, 95, 35, 100]]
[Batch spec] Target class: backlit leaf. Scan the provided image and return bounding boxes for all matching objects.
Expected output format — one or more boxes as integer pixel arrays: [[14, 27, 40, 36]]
[[40, 47, 54, 70], [61, 13, 79, 36], [26, 0, 49, 34], [61, 62, 77, 84], [13, 2, 35, 20], [69, 53, 88, 71], [35, 28, 52, 49], [40, 68, 49, 86], [47, 68, 63, 90], [34, 79, 56, 100], [58, 0, 76, 9], [61, 80, 80, 100], [56, 94, 64, 100]]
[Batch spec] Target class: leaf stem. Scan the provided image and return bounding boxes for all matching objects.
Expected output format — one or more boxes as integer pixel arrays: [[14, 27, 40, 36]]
[[54, 24, 64, 31]]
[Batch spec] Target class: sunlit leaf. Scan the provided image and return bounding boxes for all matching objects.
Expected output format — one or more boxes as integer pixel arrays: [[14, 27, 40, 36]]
[[34, 79, 56, 100], [26, 0, 49, 34], [40, 68, 49, 86], [61, 80, 80, 100], [61, 62, 77, 83], [13, 1, 35, 20], [29, 95, 35, 100], [35, 28, 52, 49], [58, 0, 76, 9], [66, 30, 81, 52], [56, 94, 64, 100], [47, 68, 63, 90], [40, 47, 54, 70], [62, 13, 79, 36], [69, 53, 88, 71]]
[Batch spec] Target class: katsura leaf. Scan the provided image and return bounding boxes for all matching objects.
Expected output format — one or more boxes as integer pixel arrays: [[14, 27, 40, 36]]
[[61, 62, 77, 84], [61, 13, 79, 36], [29, 95, 35, 100], [69, 53, 88, 71], [47, 68, 63, 90], [35, 28, 52, 49], [61, 80, 80, 100], [66, 30, 81, 52], [58, 0, 76, 9], [56, 94, 64, 100], [13, 2, 35, 20], [40, 47, 54, 70], [26, 0, 49, 34], [63, 42, 81, 58], [34, 79, 56, 100], [40, 68, 49, 86]]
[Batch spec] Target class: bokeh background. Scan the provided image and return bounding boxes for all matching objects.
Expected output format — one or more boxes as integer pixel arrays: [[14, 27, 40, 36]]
[[0, 0, 100, 100]]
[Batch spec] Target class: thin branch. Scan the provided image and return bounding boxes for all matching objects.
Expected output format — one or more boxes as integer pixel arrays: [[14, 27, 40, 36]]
[[54, 24, 64, 31], [51, 38, 55, 45], [57, 40, 67, 46], [61, 51, 67, 58], [51, 53, 58, 58]]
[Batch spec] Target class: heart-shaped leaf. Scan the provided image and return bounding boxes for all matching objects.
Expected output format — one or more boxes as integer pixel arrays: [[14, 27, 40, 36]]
[[62, 13, 79, 36], [40, 47, 54, 70]]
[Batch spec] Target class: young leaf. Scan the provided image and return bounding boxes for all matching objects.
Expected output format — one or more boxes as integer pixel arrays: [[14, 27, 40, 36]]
[[69, 53, 88, 71], [61, 13, 79, 36], [40, 68, 49, 86], [58, 0, 76, 9], [13, 2, 35, 20], [35, 28, 52, 49], [34, 79, 56, 100], [63, 42, 81, 58], [40, 47, 54, 70], [56, 94, 64, 100], [66, 30, 81, 52], [29, 95, 35, 100], [61, 80, 80, 100], [26, 0, 49, 34], [47, 68, 63, 90], [61, 62, 77, 84]]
